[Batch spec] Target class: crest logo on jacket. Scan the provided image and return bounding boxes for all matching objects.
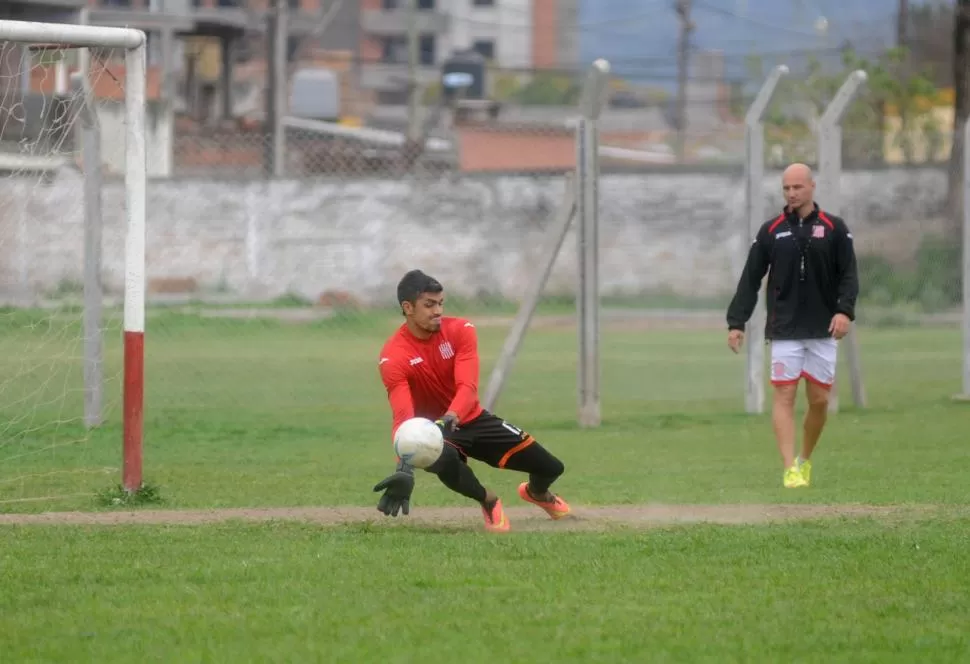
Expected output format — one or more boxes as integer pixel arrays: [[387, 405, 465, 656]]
[[439, 342, 455, 359], [812, 225, 825, 239]]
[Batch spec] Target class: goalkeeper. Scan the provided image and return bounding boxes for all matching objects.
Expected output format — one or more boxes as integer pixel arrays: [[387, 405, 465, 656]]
[[373, 270, 570, 533]]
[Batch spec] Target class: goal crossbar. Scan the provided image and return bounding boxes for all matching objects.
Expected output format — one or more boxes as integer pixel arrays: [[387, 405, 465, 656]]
[[0, 19, 148, 494], [0, 21, 143, 50]]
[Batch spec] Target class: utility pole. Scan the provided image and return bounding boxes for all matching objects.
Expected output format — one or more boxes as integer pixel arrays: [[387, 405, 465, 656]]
[[897, 0, 909, 48], [406, 0, 421, 142], [674, 0, 694, 163]]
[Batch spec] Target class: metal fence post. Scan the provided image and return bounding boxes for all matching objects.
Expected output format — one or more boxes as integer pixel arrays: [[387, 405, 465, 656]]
[[816, 70, 868, 413], [483, 177, 576, 411], [577, 59, 610, 428], [265, 0, 287, 177], [743, 65, 788, 414], [77, 7, 104, 428], [482, 61, 607, 416]]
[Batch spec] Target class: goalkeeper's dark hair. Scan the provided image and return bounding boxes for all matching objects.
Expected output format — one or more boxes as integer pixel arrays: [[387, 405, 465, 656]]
[[396, 269, 443, 313]]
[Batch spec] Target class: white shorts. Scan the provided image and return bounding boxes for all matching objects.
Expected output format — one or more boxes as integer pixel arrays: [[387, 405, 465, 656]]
[[770, 338, 838, 389]]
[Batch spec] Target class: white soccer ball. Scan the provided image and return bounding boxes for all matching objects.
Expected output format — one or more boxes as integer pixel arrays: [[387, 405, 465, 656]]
[[393, 417, 444, 469]]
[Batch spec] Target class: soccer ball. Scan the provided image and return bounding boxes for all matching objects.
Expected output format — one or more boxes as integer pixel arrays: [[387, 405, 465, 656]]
[[393, 417, 444, 469]]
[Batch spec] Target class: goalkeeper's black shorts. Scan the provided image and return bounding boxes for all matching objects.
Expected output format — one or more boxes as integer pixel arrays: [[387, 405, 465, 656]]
[[444, 411, 556, 473]]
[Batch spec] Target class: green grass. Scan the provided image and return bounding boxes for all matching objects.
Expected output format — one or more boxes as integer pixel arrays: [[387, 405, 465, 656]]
[[2, 518, 969, 662], [1, 306, 969, 661], [1, 308, 967, 510]]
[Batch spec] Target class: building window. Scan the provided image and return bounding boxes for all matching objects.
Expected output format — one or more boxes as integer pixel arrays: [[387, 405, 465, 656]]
[[472, 0, 495, 6], [381, 35, 435, 66], [419, 35, 436, 65], [472, 40, 494, 60], [381, 36, 407, 63]]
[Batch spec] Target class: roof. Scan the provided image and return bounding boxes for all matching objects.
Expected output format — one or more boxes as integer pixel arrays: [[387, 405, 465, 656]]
[[454, 125, 676, 172], [367, 104, 672, 134], [28, 63, 163, 101]]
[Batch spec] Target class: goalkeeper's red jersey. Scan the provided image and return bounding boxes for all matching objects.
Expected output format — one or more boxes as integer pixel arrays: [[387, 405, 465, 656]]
[[378, 316, 484, 439]]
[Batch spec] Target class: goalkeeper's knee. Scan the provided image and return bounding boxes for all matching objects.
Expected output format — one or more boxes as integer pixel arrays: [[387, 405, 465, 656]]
[[426, 443, 487, 503], [426, 442, 462, 478]]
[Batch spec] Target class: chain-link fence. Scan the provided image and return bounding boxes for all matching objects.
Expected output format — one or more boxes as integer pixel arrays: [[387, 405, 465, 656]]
[[156, 49, 964, 412], [1, 28, 967, 505]]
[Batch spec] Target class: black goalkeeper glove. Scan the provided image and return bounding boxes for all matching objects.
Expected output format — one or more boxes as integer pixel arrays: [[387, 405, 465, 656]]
[[373, 458, 415, 517], [435, 413, 459, 436]]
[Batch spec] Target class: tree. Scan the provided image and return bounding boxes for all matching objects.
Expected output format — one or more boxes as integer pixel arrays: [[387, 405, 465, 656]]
[[746, 48, 941, 167], [843, 47, 940, 166], [947, 0, 970, 239], [488, 70, 581, 106], [908, 2, 955, 88], [511, 72, 582, 106]]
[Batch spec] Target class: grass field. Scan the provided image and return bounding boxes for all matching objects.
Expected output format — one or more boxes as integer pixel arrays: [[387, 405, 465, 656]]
[[1, 304, 969, 662]]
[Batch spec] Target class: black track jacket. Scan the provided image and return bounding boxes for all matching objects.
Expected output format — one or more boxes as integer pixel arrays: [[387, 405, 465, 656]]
[[726, 204, 859, 341]]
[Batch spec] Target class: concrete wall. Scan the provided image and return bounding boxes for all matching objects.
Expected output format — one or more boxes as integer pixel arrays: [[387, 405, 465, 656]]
[[0, 166, 949, 305], [99, 100, 174, 178]]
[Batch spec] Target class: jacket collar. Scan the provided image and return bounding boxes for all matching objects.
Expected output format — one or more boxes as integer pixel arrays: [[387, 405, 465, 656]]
[[783, 202, 819, 223]]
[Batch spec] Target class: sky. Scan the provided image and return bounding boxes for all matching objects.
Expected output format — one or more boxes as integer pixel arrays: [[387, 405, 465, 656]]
[[578, 0, 951, 85]]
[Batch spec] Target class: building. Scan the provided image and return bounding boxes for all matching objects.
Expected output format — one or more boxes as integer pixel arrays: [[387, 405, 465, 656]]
[[1, 1, 90, 172], [85, 0, 362, 119], [2, 0, 366, 176], [359, 0, 578, 100], [3, 1, 361, 117]]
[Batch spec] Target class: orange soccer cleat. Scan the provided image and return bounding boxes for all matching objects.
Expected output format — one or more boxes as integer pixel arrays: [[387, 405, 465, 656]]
[[481, 498, 511, 532], [518, 483, 571, 520]]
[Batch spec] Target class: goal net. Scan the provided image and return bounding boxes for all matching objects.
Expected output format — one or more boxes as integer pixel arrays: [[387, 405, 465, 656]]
[[0, 20, 146, 509]]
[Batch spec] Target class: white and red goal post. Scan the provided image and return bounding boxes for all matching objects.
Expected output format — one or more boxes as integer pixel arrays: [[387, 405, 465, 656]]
[[0, 19, 148, 493]]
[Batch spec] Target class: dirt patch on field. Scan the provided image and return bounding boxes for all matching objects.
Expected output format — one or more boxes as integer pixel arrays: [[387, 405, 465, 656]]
[[0, 503, 929, 531]]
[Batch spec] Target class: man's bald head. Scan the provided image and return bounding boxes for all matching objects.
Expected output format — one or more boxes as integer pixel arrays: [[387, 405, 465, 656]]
[[782, 162, 816, 216], [784, 163, 813, 181]]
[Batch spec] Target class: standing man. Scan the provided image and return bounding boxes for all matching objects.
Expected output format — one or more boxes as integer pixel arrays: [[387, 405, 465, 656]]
[[726, 163, 859, 488], [373, 269, 571, 532]]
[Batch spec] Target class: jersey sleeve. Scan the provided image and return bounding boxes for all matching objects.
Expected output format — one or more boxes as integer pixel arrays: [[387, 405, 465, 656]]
[[833, 219, 859, 321], [726, 224, 772, 331], [378, 354, 414, 440], [446, 322, 480, 422]]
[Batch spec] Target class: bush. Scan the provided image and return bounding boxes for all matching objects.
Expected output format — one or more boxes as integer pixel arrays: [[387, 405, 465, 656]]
[[912, 236, 962, 307], [857, 236, 963, 313]]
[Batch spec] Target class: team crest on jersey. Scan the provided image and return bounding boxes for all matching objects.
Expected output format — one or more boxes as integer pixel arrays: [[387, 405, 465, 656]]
[[439, 342, 455, 359], [812, 225, 825, 238]]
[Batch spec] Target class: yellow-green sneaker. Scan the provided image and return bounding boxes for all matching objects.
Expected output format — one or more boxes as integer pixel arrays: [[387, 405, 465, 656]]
[[797, 458, 812, 486], [783, 466, 808, 488]]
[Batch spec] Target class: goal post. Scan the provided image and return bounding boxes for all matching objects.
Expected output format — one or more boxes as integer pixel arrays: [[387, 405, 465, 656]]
[[0, 19, 147, 497]]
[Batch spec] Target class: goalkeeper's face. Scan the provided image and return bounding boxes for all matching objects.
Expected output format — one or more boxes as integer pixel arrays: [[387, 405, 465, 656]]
[[409, 292, 445, 334]]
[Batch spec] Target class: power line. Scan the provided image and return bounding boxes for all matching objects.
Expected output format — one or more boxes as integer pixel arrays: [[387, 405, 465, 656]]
[[271, 4, 904, 51], [691, 0, 832, 39]]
